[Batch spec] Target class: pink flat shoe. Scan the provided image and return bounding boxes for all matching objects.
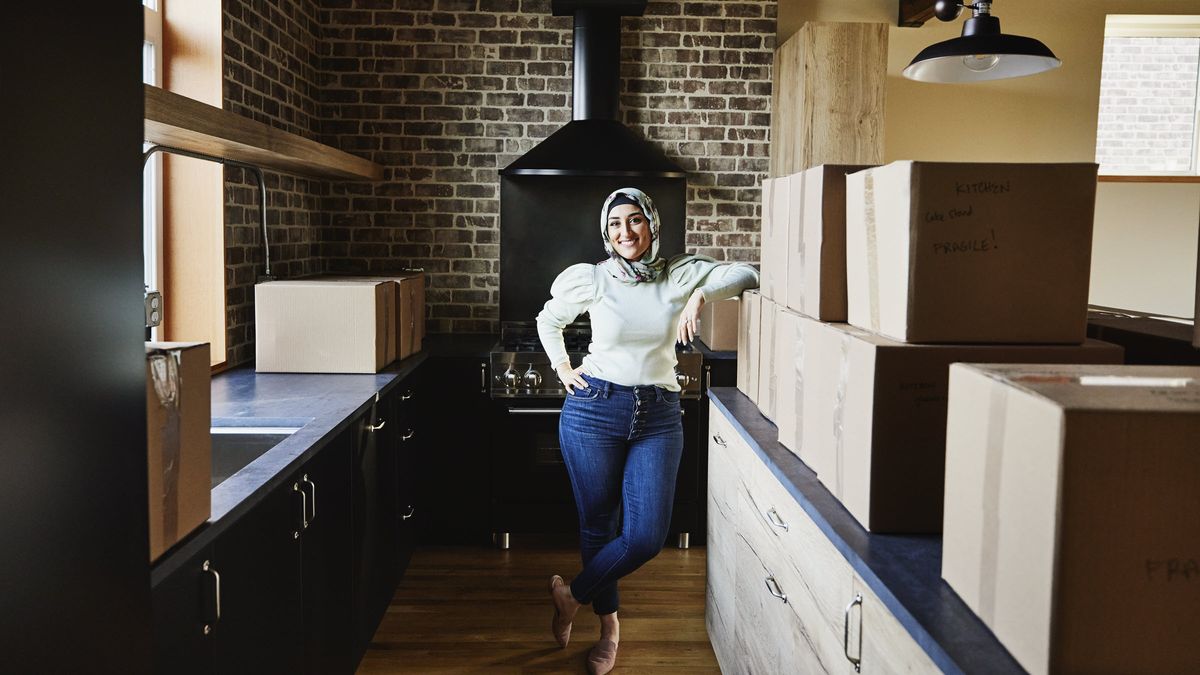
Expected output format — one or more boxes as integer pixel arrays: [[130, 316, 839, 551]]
[[549, 575, 573, 648], [587, 638, 618, 675]]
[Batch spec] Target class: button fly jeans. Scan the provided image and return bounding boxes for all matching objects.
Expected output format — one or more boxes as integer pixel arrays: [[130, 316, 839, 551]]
[[558, 374, 684, 615]]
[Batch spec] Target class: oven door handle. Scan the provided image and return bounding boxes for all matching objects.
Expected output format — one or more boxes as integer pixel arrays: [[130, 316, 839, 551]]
[[506, 408, 563, 415]]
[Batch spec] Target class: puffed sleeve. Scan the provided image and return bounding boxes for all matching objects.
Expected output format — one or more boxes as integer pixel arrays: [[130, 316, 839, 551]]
[[536, 263, 598, 369], [667, 254, 760, 303]]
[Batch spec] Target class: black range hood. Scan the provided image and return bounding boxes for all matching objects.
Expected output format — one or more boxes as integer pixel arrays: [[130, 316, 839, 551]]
[[501, 0, 685, 178]]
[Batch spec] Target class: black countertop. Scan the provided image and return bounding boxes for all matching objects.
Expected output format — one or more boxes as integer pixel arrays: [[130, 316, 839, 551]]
[[708, 387, 1025, 675]]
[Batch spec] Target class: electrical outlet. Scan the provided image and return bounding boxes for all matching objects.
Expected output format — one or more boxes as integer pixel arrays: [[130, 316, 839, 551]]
[[145, 290, 163, 328]]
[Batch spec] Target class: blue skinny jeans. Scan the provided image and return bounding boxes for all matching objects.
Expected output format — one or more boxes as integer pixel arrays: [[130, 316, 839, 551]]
[[558, 374, 684, 616]]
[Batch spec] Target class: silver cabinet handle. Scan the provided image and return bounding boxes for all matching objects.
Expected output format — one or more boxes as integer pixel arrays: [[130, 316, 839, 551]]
[[764, 576, 788, 603], [704, 365, 712, 391], [292, 482, 308, 537], [844, 593, 863, 672], [480, 362, 487, 391], [507, 408, 561, 415], [302, 473, 317, 523], [766, 507, 789, 532], [401, 504, 415, 520], [712, 433, 727, 447], [202, 560, 221, 635], [367, 419, 386, 432], [400, 390, 414, 401], [401, 429, 415, 441]]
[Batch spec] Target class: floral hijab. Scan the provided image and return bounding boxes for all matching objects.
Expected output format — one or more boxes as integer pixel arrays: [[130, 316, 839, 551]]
[[599, 187, 667, 284]]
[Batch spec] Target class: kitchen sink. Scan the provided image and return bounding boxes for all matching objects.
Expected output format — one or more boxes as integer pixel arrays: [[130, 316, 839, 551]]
[[210, 424, 303, 488]]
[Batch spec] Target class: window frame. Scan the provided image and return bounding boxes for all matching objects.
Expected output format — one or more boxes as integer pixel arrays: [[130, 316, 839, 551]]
[[1096, 15, 1200, 180], [143, 0, 164, 340]]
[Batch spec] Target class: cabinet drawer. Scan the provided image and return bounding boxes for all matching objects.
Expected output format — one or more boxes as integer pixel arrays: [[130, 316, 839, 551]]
[[706, 414, 739, 672]]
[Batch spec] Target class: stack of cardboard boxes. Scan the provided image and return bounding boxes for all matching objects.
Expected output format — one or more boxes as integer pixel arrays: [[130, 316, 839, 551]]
[[254, 271, 425, 373], [736, 161, 1200, 672]]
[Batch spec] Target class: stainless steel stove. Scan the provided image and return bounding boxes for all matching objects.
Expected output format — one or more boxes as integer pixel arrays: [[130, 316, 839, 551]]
[[489, 322, 703, 399]]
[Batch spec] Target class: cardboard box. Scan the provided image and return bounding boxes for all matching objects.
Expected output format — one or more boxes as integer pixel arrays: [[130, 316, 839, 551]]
[[845, 162, 1098, 343], [146, 342, 211, 562], [759, 178, 790, 304], [320, 272, 425, 359], [942, 364, 1200, 675], [737, 290, 761, 401], [255, 280, 396, 373], [786, 164, 875, 322], [699, 297, 740, 351], [797, 321, 1123, 532], [774, 307, 804, 450], [757, 297, 778, 420]]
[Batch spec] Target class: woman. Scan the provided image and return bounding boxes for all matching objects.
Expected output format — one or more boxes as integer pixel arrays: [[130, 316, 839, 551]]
[[536, 187, 759, 674]]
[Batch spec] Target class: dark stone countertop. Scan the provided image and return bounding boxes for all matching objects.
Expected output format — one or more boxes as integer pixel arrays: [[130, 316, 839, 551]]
[[708, 387, 1025, 675], [151, 353, 428, 584]]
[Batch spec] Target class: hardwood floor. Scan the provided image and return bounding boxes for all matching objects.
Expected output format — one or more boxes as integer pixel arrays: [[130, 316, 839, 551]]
[[358, 538, 720, 674]]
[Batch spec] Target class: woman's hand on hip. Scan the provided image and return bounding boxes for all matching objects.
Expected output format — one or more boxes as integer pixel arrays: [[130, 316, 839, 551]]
[[556, 362, 589, 393], [678, 289, 705, 345]]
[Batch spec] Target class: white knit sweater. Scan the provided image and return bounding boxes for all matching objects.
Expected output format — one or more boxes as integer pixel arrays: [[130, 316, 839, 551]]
[[536, 256, 760, 391]]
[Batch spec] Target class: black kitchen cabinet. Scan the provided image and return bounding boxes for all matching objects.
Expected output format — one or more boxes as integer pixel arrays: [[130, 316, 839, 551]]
[[210, 481, 304, 673], [301, 433, 354, 675], [416, 356, 493, 545], [151, 545, 216, 675], [392, 379, 422, 579], [352, 397, 398, 656]]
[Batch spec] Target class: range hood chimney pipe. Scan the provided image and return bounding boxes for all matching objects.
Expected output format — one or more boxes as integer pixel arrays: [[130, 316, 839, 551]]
[[572, 10, 619, 121]]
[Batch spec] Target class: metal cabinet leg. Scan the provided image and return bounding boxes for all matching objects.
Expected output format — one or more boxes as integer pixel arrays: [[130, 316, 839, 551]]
[[495, 532, 511, 549], [677, 532, 690, 549]]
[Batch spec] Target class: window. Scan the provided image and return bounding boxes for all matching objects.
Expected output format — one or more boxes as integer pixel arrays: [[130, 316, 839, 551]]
[[1095, 15, 1200, 176]]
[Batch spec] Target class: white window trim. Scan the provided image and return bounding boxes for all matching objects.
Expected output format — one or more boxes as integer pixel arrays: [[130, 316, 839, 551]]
[[144, 1, 164, 339]]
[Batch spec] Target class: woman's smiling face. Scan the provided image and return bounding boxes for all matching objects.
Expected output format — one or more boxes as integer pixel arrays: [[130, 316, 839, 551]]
[[607, 203, 651, 261]]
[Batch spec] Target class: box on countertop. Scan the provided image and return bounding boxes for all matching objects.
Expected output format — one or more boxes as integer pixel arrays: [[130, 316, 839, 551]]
[[942, 363, 1200, 675], [255, 280, 396, 373], [845, 162, 1098, 343], [756, 296, 778, 420], [774, 307, 803, 451], [699, 296, 740, 352], [794, 321, 1123, 533], [317, 271, 425, 359], [786, 164, 875, 322], [146, 342, 211, 562], [737, 290, 761, 402]]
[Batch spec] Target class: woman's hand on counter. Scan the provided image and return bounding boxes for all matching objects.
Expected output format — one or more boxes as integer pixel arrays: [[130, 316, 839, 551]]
[[678, 289, 705, 345]]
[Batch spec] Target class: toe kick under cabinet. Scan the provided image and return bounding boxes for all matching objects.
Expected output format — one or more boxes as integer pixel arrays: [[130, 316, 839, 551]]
[[705, 388, 1025, 675]]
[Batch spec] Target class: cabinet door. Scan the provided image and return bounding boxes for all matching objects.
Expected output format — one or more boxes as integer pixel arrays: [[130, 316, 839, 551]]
[[850, 575, 940, 675], [211, 481, 304, 672], [353, 402, 398, 656], [705, 407, 739, 671], [301, 433, 354, 675], [151, 545, 215, 675]]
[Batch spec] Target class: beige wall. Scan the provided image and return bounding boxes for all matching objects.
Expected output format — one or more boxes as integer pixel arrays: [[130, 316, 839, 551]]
[[778, 0, 1200, 317]]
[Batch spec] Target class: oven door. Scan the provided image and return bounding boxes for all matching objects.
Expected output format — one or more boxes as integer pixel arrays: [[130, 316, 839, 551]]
[[489, 398, 580, 535]]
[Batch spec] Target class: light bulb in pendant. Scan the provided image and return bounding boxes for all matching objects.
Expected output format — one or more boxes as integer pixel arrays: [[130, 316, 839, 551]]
[[962, 53, 1000, 72]]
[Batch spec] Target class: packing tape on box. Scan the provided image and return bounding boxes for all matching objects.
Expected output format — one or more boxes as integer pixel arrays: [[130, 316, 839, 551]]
[[978, 381, 1010, 624], [149, 350, 182, 543], [831, 333, 852, 498], [794, 317, 805, 453], [863, 171, 881, 332]]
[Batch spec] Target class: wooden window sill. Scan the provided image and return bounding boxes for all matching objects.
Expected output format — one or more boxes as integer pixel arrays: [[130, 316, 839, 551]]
[[144, 85, 383, 181]]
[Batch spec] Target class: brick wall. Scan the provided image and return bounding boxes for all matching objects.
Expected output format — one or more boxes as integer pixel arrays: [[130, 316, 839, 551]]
[[1096, 36, 1200, 174], [219, 0, 776, 362], [222, 0, 327, 365], [319, 0, 775, 335]]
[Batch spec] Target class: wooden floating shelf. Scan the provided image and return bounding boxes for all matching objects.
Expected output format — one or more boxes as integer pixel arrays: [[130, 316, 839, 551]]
[[143, 84, 384, 181]]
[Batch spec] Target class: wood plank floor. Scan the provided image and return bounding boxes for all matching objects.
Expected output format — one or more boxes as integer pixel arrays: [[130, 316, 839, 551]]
[[358, 539, 719, 674]]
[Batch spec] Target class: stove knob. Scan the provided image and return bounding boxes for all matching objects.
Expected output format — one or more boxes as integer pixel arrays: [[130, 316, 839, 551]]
[[523, 368, 542, 388], [676, 370, 693, 387], [503, 367, 520, 388]]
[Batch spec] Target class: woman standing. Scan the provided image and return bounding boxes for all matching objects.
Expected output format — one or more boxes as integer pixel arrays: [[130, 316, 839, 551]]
[[536, 187, 759, 674]]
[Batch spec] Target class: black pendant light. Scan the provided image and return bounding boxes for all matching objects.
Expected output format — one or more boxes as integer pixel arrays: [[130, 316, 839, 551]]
[[903, 0, 1061, 83]]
